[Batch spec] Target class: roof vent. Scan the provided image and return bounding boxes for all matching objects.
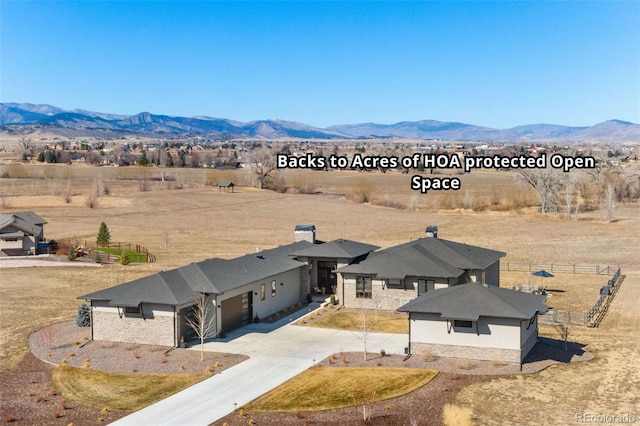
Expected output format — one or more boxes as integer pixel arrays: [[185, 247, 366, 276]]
[[425, 225, 438, 238]]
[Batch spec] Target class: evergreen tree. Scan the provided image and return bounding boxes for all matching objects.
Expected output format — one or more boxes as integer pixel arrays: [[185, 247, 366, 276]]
[[97, 222, 111, 247], [76, 304, 91, 327], [139, 150, 149, 166]]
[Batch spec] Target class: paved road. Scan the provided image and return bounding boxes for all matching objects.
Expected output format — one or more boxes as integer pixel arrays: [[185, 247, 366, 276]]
[[112, 306, 408, 426]]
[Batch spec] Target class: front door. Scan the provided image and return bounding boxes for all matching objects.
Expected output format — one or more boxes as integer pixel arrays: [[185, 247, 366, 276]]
[[318, 261, 337, 294]]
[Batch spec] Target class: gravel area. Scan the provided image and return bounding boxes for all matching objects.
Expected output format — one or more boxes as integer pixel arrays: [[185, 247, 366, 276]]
[[29, 321, 248, 375], [9, 321, 591, 425]]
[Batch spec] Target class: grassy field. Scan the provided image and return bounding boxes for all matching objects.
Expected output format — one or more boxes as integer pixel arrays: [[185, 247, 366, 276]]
[[241, 366, 437, 412], [52, 366, 208, 411], [1, 163, 639, 424], [302, 309, 409, 334]]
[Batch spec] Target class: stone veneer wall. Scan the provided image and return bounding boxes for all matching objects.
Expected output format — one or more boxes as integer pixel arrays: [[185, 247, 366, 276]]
[[343, 278, 415, 311], [299, 266, 311, 302], [92, 310, 175, 347], [411, 342, 523, 364]]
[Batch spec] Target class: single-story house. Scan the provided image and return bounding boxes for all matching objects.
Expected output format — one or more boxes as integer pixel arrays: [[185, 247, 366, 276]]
[[336, 236, 506, 310], [398, 283, 549, 363], [78, 226, 510, 348], [0, 211, 47, 256]]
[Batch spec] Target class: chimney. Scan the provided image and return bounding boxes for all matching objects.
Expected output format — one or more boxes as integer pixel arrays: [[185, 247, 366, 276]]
[[425, 225, 438, 238], [294, 225, 316, 243]]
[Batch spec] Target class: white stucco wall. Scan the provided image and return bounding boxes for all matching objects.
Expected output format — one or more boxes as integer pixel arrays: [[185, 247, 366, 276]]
[[410, 313, 522, 350], [216, 267, 303, 325]]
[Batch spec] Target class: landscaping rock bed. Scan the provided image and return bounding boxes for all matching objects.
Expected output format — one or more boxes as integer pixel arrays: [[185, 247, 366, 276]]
[[30, 321, 248, 375]]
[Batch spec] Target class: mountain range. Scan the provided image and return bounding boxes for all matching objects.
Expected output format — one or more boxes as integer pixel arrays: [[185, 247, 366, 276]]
[[1, 103, 638, 143]]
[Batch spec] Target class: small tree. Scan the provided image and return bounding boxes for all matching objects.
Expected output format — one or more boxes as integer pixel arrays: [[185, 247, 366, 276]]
[[76, 304, 91, 327], [555, 323, 570, 351], [97, 222, 110, 247], [184, 292, 218, 361], [354, 306, 370, 362]]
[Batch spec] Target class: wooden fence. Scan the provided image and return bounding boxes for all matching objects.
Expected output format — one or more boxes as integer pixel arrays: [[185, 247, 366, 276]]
[[501, 262, 618, 275], [58, 239, 156, 263], [538, 268, 623, 327]]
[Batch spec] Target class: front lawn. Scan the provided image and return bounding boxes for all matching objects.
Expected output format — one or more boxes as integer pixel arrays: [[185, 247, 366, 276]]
[[95, 247, 148, 263], [52, 366, 208, 411], [303, 308, 409, 334], [242, 366, 437, 412]]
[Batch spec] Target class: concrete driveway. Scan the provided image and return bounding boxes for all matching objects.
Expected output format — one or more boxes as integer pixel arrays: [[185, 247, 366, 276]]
[[112, 306, 408, 425]]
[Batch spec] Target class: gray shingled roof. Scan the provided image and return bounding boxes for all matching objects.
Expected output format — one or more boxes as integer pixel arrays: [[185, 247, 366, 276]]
[[397, 283, 549, 320], [0, 211, 47, 236], [289, 239, 379, 259], [337, 237, 505, 280], [79, 240, 312, 307]]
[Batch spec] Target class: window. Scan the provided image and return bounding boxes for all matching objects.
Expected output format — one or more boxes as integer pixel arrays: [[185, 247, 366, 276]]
[[454, 320, 473, 328], [271, 280, 276, 297], [355, 276, 372, 298], [260, 283, 266, 300], [386, 279, 403, 289], [125, 306, 141, 315]]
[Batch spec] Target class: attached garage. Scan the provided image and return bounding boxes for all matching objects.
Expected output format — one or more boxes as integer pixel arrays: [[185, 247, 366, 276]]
[[220, 292, 252, 332]]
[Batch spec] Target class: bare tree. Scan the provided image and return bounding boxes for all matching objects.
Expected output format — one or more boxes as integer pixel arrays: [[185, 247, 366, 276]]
[[555, 323, 570, 351], [163, 231, 170, 250], [246, 146, 278, 189], [63, 180, 73, 204], [516, 167, 567, 213], [354, 306, 370, 362], [184, 292, 218, 361], [18, 135, 34, 161], [603, 181, 616, 223], [351, 384, 376, 422]]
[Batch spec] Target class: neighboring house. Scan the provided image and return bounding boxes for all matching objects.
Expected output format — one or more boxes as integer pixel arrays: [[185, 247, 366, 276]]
[[398, 283, 548, 363], [336, 236, 506, 311], [0, 211, 47, 256]]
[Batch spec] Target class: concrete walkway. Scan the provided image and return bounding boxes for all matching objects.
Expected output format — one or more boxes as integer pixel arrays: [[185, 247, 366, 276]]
[[112, 306, 408, 426]]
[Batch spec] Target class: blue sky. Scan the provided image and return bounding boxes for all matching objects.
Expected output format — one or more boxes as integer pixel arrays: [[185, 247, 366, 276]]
[[1, 1, 639, 128]]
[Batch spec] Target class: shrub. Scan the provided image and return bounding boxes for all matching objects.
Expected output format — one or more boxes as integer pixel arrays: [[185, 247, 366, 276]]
[[53, 407, 64, 418], [442, 404, 473, 426], [350, 179, 376, 203], [2, 410, 16, 423], [119, 253, 131, 265], [76, 304, 90, 327]]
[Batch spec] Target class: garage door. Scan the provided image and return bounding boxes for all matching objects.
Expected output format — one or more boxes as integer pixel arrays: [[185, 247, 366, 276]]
[[220, 292, 252, 332]]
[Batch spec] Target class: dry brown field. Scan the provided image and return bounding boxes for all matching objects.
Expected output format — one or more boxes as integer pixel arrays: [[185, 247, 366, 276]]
[[1, 163, 639, 424]]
